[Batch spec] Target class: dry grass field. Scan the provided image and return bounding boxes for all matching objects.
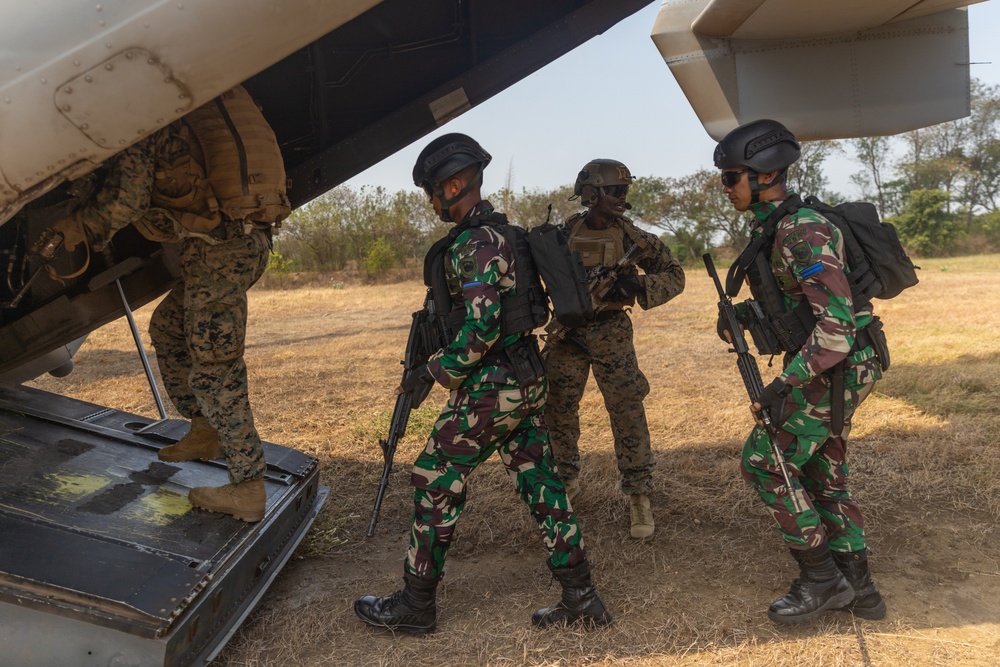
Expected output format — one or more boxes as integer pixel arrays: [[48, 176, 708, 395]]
[[29, 254, 1000, 666]]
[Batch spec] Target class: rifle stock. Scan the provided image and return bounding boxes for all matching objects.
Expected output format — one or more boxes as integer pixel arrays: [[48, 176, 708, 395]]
[[703, 253, 808, 515]]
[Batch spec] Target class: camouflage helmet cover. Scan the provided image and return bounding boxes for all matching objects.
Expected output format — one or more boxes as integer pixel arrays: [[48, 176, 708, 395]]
[[573, 159, 634, 207]]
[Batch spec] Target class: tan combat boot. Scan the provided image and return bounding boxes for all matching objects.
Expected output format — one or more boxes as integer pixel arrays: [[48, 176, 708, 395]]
[[563, 477, 582, 504], [629, 493, 654, 539], [158, 416, 224, 462], [189, 479, 266, 522]]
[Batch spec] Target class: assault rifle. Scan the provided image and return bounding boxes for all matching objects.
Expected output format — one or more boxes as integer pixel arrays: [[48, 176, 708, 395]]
[[541, 233, 652, 348], [703, 253, 808, 515], [366, 307, 437, 537]]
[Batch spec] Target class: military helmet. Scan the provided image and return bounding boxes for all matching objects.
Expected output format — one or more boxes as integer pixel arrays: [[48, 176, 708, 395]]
[[573, 159, 635, 207], [412, 133, 492, 189], [713, 119, 800, 173]]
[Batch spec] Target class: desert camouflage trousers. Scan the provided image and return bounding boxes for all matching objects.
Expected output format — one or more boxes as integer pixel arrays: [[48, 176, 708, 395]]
[[406, 374, 587, 581], [742, 346, 883, 552], [544, 311, 654, 495], [149, 225, 270, 483]]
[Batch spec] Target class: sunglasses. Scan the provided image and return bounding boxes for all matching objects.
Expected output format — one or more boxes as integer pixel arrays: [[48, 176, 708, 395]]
[[720, 169, 749, 188], [603, 184, 629, 198]]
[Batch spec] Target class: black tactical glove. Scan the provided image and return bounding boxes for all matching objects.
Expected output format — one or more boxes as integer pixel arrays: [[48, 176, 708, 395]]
[[400, 364, 435, 408], [400, 364, 434, 394], [754, 377, 791, 423], [602, 274, 642, 302]]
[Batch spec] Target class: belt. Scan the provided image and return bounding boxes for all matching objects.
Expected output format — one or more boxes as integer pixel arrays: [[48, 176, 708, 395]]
[[592, 309, 626, 323]]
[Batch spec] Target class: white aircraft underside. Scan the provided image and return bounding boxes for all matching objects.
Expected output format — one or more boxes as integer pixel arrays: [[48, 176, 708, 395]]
[[651, 0, 987, 140]]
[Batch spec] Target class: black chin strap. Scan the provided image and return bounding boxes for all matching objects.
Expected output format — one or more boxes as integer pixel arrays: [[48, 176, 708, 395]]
[[434, 164, 486, 222]]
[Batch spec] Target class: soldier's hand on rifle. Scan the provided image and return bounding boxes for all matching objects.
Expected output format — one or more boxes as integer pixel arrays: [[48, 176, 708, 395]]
[[752, 377, 791, 425], [717, 315, 746, 345], [602, 274, 643, 302], [396, 364, 435, 396]]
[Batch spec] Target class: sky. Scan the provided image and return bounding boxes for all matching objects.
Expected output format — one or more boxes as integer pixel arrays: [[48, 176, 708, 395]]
[[345, 1, 1000, 200]]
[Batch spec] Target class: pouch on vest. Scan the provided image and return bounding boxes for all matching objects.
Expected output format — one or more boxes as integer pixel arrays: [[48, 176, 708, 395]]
[[181, 85, 291, 228], [527, 222, 593, 328]]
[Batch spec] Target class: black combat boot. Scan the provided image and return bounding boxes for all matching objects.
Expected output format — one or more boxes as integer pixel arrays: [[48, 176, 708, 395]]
[[532, 560, 612, 628], [354, 569, 438, 634], [832, 549, 887, 620], [768, 545, 855, 624]]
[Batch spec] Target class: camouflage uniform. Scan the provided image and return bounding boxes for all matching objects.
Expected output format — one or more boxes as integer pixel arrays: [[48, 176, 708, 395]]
[[406, 201, 586, 581], [743, 194, 882, 552], [544, 215, 684, 495], [70, 131, 270, 484]]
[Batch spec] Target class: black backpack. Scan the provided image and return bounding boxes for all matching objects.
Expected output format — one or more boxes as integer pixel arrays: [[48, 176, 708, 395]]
[[728, 194, 919, 306], [799, 195, 919, 302], [527, 222, 593, 328]]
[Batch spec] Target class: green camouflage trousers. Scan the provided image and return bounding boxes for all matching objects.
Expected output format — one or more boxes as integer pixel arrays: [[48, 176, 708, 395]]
[[743, 346, 882, 552], [406, 374, 587, 581], [544, 311, 654, 495], [149, 225, 270, 483]]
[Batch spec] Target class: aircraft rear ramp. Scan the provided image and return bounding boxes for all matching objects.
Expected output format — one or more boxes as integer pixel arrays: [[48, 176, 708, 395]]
[[0, 384, 326, 667]]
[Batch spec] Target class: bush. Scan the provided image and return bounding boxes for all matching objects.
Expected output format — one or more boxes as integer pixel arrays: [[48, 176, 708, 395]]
[[363, 237, 396, 278], [266, 251, 294, 274], [891, 189, 965, 256]]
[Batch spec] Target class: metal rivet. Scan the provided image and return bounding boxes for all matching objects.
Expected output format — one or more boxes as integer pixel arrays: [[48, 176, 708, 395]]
[[106, 43, 113, 49], [125, 52, 133, 59], [73, 59, 81, 66], [175, 108, 185, 113], [3, 98, 10, 104], [63, 87, 72, 94], [164, 77, 172, 83], [81, 124, 89, 129], [105, 64, 113, 71], [61, 105, 71, 112], [119, 139, 126, 144], [96, 4, 102, 10], [58, 159, 65, 165], [39, 77, 47, 84], [178, 93, 187, 99], [156, 118, 164, 124], [84, 75, 93, 82], [147, 58, 156, 65]]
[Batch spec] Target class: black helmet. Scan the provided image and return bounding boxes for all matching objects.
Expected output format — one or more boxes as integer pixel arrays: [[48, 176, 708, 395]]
[[572, 159, 634, 207], [713, 119, 800, 173], [412, 133, 492, 189]]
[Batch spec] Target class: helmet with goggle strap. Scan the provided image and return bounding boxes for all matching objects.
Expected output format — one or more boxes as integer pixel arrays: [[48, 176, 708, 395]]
[[572, 159, 634, 207]]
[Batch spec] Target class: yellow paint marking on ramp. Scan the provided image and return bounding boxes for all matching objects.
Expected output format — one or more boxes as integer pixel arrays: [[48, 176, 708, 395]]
[[46, 472, 111, 502], [124, 487, 193, 525]]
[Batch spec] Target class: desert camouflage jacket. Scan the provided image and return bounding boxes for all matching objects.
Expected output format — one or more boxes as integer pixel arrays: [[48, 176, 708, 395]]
[[563, 213, 686, 311], [749, 194, 873, 387]]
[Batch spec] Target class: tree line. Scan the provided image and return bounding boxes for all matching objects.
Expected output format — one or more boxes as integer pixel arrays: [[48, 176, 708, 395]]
[[271, 81, 1000, 278]]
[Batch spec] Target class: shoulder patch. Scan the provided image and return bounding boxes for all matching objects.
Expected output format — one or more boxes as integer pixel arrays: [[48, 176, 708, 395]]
[[789, 240, 813, 264], [798, 262, 825, 279], [458, 256, 478, 281]]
